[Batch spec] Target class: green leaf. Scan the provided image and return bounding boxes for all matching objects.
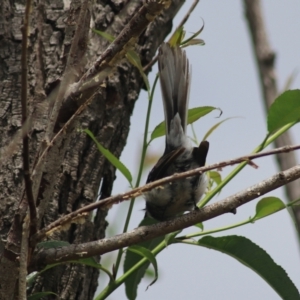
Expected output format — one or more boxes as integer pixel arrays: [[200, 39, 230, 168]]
[[128, 245, 158, 288], [28, 258, 114, 287], [150, 121, 165, 141], [194, 222, 204, 231], [36, 240, 70, 250], [253, 197, 286, 221], [181, 38, 205, 48], [267, 89, 300, 133], [181, 22, 205, 46], [145, 267, 155, 278], [93, 29, 150, 93], [26, 272, 38, 288], [126, 50, 150, 92], [151, 106, 218, 141], [28, 292, 58, 300], [202, 117, 234, 141], [74, 257, 114, 282], [208, 171, 222, 186], [83, 129, 132, 184], [92, 28, 114, 42], [197, 235, 300, 300], [124, 217, 164, 300], [188, 106, 220, 124], [164, 229, 182, 246], [169, 27, 185, 46]]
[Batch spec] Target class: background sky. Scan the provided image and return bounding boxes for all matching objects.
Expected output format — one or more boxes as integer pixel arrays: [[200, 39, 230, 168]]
[[97, 1, 300, 299]]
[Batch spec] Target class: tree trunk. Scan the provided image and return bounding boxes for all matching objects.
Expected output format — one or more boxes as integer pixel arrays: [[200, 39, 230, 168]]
[[0, 0, 183, 298]]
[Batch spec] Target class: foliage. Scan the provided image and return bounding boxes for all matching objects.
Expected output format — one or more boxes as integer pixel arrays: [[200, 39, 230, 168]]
[[25, 22, 300, 300], [92, 73, 300, 298]]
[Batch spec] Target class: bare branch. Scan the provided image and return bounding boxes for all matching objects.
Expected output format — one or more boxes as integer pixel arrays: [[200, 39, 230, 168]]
[[72, 0, 171, 95], [30, 164, 300, 268], [244, 0, 300, 236], [31, 144, 300, 244]]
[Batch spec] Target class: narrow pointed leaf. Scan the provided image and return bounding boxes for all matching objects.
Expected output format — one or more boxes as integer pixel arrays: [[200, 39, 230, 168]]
[[202, 117, 234, 141], [92, 28, 115, 42], [267, 89, 300, 133], [74, 257, 115, 282], [194, 222, 204, 231], [84, 129, 132, 184], [128, 245, 158, 288], [151, 106, 218, 141], [197, 235, 300, 300], [165, 229, 182, 246], [124, 217, 164, 300], [126, 50, 150, 92], [181, 22, 205, 46], [208, 171, 222, 186], [169, 26, 185, 46], [188, 106, 220, 124], [253, 197, 286, 221], [181, 38, 205, 48]]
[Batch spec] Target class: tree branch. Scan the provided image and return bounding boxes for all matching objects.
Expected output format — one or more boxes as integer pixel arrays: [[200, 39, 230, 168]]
[[244, 0, 300, 237], [80, 0, 171, 85], [30, 144, 300, 244], [30, 164, 300, 269]]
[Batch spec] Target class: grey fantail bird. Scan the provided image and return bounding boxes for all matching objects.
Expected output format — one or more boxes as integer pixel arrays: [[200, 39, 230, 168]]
[[144, 43, 209, 221]]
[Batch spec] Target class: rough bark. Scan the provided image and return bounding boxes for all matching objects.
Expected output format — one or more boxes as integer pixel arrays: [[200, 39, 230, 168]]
[[0, 0, 183, 299]]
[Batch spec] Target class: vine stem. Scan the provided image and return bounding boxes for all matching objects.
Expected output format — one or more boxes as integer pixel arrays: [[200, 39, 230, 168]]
[[114, 75, 159, 276]]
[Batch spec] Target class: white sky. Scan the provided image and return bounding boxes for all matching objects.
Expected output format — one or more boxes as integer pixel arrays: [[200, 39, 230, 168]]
[[97, 1, 300, 299]]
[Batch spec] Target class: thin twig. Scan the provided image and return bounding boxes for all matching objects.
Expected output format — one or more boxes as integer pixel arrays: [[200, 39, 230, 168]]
[[72, 0, 169, 95], [30, 164, 300, 267], [21, 0, 37, 236], [80, 0, 171, 84], [31, 144, 300, 244], [32, 84, 95, 177]]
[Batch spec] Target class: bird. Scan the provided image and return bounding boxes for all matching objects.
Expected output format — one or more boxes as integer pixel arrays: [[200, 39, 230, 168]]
[[144, 42, 209, 221]]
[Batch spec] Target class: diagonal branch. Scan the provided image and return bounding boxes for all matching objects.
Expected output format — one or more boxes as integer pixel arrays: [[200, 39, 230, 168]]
[[30, 164, 300, 269], [69, 0, 172, 96], [244, 0, 300, 237], [30, 144, 300, 244]]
